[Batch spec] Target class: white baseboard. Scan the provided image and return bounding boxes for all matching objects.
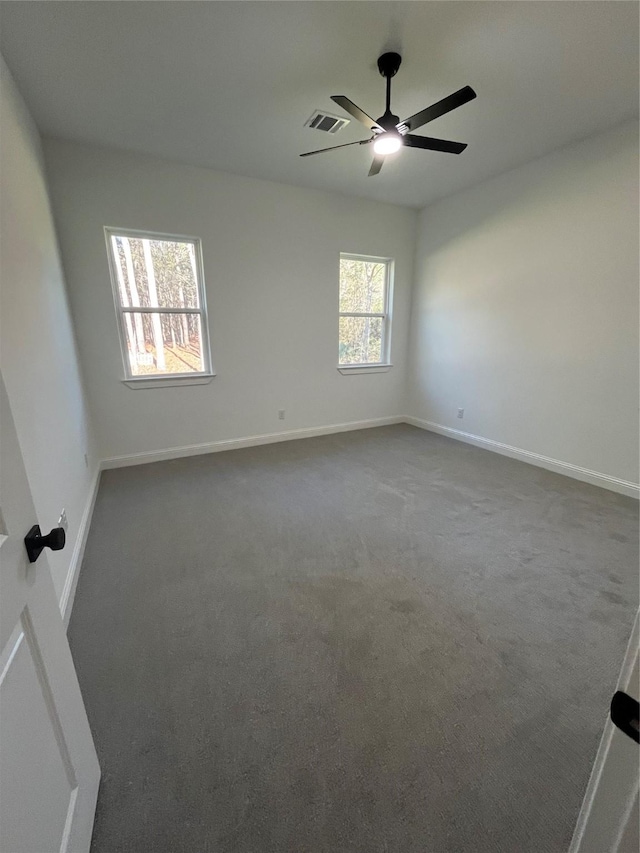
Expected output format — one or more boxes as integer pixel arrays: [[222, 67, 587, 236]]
[[60, 466, 102, 626], [101, 416, 405, 470], [406, 416, 640, 499]]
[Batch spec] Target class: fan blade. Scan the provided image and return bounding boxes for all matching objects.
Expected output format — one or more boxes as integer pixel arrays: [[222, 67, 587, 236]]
[[403, 134, 467, 154], [300, 139, 371, 157], [331, 95, 383, 132], [368, 155, 385, 177], [399, 86, 476, 133]]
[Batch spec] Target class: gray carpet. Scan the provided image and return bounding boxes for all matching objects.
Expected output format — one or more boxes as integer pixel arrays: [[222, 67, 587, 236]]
[[68, 424, 639, 853]]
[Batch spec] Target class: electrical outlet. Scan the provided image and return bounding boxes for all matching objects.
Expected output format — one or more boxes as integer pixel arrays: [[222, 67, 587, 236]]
[[457, 408, 464, 419], [58, 509, 68, 532], [278, 410, 285, 420]]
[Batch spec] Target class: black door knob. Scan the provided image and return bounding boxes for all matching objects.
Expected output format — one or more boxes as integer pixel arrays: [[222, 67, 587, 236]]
[[611, 691, 640, 744], [24, 525, 66, 564]]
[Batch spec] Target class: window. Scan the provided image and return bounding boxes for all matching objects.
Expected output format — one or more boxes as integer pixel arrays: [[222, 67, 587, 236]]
[[338, 254, 392, 368], [105, 228, 212, 383]]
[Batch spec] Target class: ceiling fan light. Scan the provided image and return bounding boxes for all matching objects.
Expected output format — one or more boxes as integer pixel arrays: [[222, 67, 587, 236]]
[[373, 133, 402, 155]]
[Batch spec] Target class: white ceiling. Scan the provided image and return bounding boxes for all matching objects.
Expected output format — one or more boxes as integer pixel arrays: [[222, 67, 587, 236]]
[[0, 1, 637, 209]]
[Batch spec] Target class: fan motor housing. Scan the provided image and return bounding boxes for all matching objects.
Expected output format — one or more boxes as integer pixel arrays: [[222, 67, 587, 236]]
[[376, 113, 401, 130]]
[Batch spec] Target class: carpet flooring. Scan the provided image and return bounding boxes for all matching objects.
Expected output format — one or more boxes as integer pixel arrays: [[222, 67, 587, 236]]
[[68, 424, 639, 853]]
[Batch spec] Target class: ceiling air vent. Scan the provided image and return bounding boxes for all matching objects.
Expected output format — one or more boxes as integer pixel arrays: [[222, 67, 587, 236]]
[[304, 110, 350, 134]]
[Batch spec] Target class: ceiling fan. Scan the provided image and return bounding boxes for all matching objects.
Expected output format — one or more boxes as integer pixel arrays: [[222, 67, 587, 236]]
[[301, 52, 476, 176]]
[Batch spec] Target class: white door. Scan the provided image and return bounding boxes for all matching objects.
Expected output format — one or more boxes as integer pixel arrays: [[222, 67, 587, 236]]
[[570, 611, 639, 853], [0, 374, 100, 853]]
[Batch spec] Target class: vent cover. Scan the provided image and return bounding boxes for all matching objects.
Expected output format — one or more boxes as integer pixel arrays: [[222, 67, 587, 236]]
[[304, 110, 350, 134]]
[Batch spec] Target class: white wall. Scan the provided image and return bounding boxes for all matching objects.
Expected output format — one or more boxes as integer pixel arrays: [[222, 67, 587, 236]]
[[42, 140, 416, 461], [407, 121, 639, 487], [0, 56, 97, 605]]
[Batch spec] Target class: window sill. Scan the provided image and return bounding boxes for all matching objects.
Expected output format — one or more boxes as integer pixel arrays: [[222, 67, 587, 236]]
[[337, 364, 392, 375], [122, 373, 216, 389]]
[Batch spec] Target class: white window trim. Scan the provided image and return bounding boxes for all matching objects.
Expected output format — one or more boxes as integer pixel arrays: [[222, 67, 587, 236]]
[[337, 363, 393, 374], [338, 252, 394, 372], [104, 227, 214, 387]]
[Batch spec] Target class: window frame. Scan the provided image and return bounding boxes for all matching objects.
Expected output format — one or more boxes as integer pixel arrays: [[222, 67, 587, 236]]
[[104, 226, 214, 387], [338, 252, 393, 372]]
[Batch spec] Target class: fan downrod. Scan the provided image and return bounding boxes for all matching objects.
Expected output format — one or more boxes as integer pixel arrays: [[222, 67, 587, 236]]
[[377, 52, 402, 79]]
